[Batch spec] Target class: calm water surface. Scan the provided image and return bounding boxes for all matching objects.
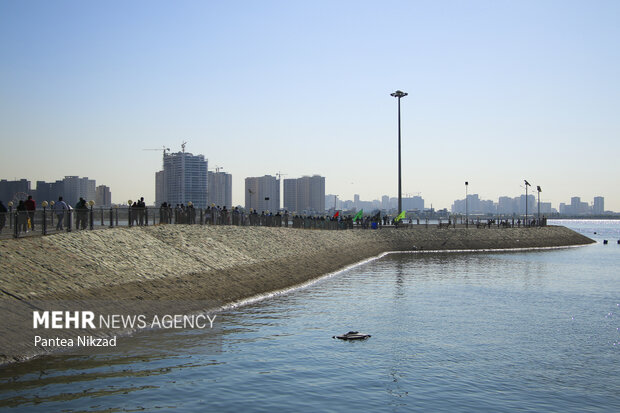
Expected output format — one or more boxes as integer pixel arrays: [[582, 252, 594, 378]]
[[1, 220, 619, 412]]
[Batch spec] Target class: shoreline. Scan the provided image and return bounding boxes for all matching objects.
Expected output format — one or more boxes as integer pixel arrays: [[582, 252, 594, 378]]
[[0, 225, 594, 365]]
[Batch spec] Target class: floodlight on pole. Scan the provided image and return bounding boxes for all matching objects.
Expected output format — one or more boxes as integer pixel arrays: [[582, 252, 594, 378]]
[[537, 185, 542, 226], [391, 90, 408, 219], [524, 180, 531, 224], [465, 181, 469, 228]]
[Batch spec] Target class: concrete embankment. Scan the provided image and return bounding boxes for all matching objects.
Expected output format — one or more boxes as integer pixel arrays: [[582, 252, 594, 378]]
[[0, 225, 593, 364]]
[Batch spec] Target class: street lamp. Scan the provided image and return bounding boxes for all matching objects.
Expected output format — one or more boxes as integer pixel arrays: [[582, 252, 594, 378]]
[[465, 181, 469, 228], [42, 201, 48, 235], [537, 185, 542, 226], [524, 180, 531, 226], [88, 200, 95, 230], [391, 90, 408, 218]]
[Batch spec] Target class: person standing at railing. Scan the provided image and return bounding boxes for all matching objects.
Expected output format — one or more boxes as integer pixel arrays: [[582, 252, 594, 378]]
[[0, 200, 7, 234], [137, 197, 145, 225], [75, 198, 88, 230], [25, 195, 36, 231], [16, 200, 28, 233], [54, 196, 68, 230]]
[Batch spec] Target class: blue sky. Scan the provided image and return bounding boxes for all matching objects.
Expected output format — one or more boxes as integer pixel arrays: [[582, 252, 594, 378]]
[[1, 0, 619, 210]]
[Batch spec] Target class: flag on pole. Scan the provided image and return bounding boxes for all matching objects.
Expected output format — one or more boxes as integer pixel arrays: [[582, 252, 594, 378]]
[[395, 210, 406, 222], [333, 211, 340, 218], [353, 209, 363, 221]]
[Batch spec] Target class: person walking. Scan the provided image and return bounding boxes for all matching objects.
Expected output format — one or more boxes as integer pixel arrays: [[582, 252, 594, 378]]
[[54, 196, 68, 230]]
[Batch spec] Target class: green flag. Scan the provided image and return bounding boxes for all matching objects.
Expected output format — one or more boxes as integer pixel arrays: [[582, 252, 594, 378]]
[[395, 210, 406, 222], [353, 209, 363, 221]]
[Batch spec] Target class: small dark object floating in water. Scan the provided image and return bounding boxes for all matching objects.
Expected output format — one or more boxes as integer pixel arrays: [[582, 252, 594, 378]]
[[333, 331, 371, 340], [603, 240, 608, 244]]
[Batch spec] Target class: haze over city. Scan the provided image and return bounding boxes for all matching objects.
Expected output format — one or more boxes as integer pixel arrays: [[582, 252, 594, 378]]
[[1, 1, 619, 210]]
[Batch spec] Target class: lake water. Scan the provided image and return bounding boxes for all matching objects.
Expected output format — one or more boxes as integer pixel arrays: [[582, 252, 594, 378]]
[[1, 220, 619, 412]]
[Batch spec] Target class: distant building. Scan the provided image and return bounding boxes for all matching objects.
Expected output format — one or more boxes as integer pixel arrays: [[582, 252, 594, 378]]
[[245, 175, 280, 212], [155, 170, 165, 207], [283, 175, 325, 214], [452, 194, 495, 214], [497, 196, 515, 215], [402, 196, 424, 211], [381, 195, 390, 210], [63, 176, 96, 206], [157, 151, 208, 208], [0, 179, 31, 204], [325, 194, 338, 211], [284, 179, 298, 212], [593, 196, 604, 215], [207, 171, 232, 208], [35, 180, 63, 204], [95, 185, 112, 207], [539, 202, 554, 214], [570, 196, 589, 215]]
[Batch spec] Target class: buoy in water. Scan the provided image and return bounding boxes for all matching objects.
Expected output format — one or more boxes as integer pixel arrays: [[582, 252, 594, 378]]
[[333, 331, 371, 340], [603, 240, 608, 244]]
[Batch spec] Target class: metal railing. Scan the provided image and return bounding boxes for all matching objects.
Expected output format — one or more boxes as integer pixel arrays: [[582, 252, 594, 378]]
[[0, 207, 547, 240]]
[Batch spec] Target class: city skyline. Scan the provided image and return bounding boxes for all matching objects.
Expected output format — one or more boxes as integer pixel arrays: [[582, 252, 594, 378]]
[[1, 1, 619, 210]]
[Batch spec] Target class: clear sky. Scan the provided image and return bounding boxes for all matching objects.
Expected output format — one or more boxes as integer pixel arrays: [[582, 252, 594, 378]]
[[1, 0, 619, 211]]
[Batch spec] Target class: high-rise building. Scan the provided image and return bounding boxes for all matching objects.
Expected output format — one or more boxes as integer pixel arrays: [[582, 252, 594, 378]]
[[497, 196, 515, 215], [245, 175, 280, 212], [0, 179, 31, 204], [325, 194, 338, 211], [593, 196, 604, 215], [283, 175, 325, 214], [381, 195, 390, 210], [95, 185, 112, 207], [157, 151, 208, 208], [155, 170, 165, 207], [570, 196, 589, 215], [402, 196, 424, 211], [34, 178, 86, 204], [207, 171, 232, 208], [283, 179, 298, 212], [63, 176, 96, 206]]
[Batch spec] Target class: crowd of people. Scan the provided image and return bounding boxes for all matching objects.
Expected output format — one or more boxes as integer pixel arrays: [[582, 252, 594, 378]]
[[0, 194, 546, 236]]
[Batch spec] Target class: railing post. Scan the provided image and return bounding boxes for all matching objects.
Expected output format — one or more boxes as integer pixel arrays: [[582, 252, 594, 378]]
[[145, 207, 149, 226], [128, 206, 132, 227], [100, 207, 104, 226], [13, 211, 18, 238], [42, 207, 47, 235], [109, 207, 114, 228], [67, 209, 72, 232], [89, 205, 94, 230]]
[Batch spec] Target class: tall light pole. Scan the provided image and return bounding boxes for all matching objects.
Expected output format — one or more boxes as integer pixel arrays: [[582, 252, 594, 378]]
[[391, 90, 408, 217], [537, 185, 542, 226], [524, 179, 531, 226], [465, 181, 469, 228]]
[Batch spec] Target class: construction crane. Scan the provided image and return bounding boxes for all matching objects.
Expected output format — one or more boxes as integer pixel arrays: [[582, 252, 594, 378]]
[[215, 166, 224, 173], [181, 141, 188, 153], [142, 146, 170, 156], [276, 171, 287, 180]]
